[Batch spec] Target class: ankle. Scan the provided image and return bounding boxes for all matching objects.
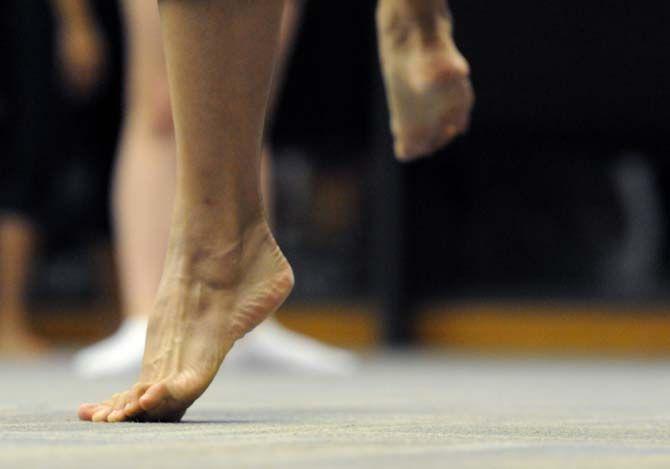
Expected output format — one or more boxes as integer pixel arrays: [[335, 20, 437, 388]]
[[165, 217, 278, 289]]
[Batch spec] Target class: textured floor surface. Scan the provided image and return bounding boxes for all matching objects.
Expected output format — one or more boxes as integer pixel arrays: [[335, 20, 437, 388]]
[[2, 353, 670, 468]]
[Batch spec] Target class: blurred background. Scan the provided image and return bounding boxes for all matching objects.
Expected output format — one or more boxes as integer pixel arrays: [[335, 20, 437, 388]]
[[1, 0, 670, 358]]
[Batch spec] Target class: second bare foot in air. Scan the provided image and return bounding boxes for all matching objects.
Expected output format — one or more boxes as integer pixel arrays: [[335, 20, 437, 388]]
[[377, 0, 474, 161], [78, 219, 294, 422]]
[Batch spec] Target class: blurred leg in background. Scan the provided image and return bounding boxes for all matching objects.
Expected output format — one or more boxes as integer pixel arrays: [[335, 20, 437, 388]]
[[0, 1, 58, 357], [0, 216, 44, 355], [73, 0, 356, 378], [1, 0, 109, 356]]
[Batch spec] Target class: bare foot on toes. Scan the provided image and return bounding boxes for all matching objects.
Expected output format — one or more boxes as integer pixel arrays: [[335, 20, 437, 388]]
[[78, 220, 294, 423], [377, 1, 474, 161]]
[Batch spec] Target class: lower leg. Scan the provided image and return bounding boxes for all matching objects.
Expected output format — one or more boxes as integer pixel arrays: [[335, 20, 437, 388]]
[[0, 215, 45, 354], [377, 0, 474, 160], [79, 0, 291, 423], [116, 0, 298, 317], [75, 0, 353, 380]]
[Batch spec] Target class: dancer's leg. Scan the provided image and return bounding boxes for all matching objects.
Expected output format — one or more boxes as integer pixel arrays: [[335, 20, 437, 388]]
[[0, 215, 45, 355], [79, 0, 292, 423], [73, 0, 351, 379], [113, 0, 296, 311], [377, 0, 474, 160]]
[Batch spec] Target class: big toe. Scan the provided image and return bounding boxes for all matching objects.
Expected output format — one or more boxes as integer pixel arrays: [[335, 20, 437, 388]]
[[77, 403, 98, 421], [121, 383, 150, 418], [394, 135, 433, 161], [134, 382, 190, 422], [139, 382, 170, 412]]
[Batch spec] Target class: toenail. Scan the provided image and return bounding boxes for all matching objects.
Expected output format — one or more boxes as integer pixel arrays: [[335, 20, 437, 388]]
[[92, 410, 109, 422]]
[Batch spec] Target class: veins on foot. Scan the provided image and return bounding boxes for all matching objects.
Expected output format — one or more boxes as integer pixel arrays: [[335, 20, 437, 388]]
[[78, 221, 294, 423]]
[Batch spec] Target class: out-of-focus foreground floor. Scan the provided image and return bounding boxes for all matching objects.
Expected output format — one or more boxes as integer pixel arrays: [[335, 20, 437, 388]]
[[2, 353, 670, 468]]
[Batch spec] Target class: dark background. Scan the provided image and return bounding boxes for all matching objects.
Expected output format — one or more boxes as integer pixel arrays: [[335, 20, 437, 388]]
[[1, 0, 669, 310], [277, 0, 670, 303]]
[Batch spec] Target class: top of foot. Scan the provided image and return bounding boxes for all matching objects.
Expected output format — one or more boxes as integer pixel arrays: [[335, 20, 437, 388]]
[[78, 221, 294, 423]]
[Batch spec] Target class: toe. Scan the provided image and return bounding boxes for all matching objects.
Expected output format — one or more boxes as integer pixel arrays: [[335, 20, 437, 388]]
[[394, 140, 411, 161], [91, 405, 114, 423], [107, 409, 127, 423], [115, 391, 131, 411], [394, 134, 426, 161], [111, 392, 125, 410], [124, 399, 143, 418], [444, 125, 458, 139], [433, 126, 457, 150], [107, 392, 131, 422], [145, 404, 187, 423], [124, 383, 150, 417], [77, 403, 98, 421], [393, 125, 437, 161], [395, 138, 431, 161], [139, 382, 169, 411]]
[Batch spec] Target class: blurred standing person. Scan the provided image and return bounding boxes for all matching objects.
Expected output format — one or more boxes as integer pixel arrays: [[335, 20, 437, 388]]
[[0, 0, 105, 356], [73, 0, 357, 377]]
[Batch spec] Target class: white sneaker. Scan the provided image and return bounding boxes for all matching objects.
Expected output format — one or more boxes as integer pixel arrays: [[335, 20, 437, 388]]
[[226, 318, 359, 375], [72, 317, 358, 378], [72, 317, 147, 378]]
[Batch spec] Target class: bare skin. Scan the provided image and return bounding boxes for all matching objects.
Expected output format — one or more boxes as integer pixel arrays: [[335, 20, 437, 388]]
[[79, 0, 291, 423], [79, 0, 471, 423], [81, 222, 294, 422], [112, 0, 301, 321], [0, 217, 47, 356], [378, 0, 474, 160], [112, 0, 177, 321], [51, 0, 106, 95], [72, 0, 310, 378]]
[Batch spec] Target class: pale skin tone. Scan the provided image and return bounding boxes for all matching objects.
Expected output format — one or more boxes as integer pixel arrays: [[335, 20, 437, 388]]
[[112, 0, 177, 320], [79, 0, 473, 423], [0, 0, 104, 356]]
